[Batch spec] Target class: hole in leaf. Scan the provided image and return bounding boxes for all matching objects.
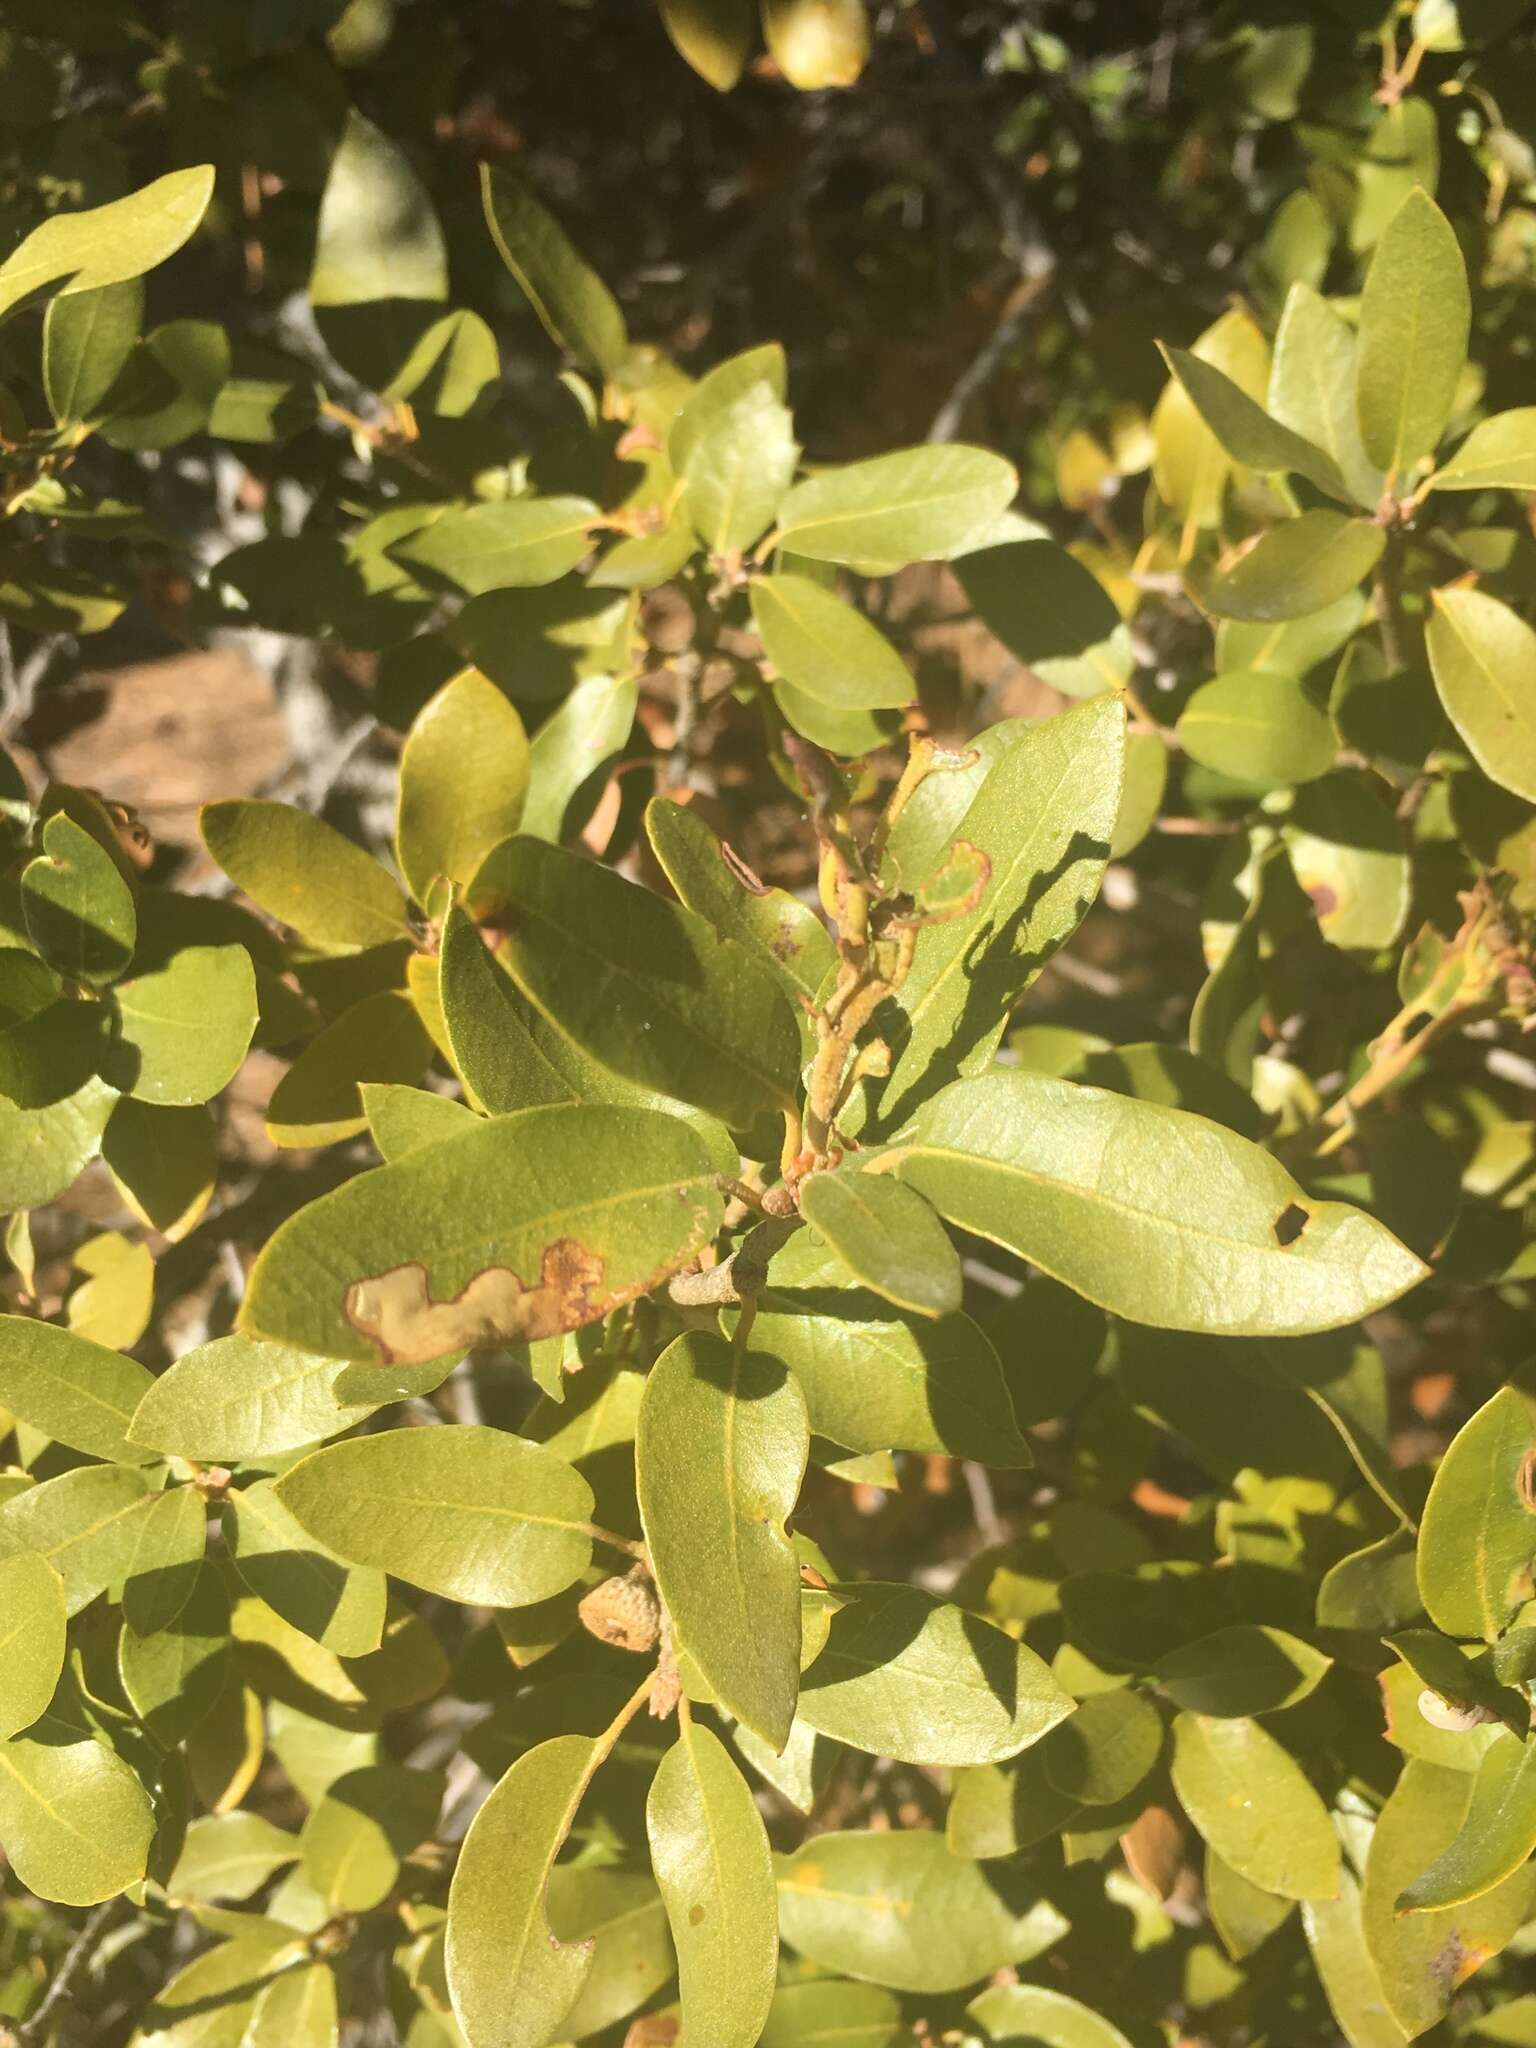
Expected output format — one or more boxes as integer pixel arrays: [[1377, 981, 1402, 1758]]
[[1273, 1202, 1310, 1248]]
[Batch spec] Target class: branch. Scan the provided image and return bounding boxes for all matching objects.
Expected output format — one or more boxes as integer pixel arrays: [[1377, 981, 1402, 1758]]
[[8, 1896, 128, 2046]]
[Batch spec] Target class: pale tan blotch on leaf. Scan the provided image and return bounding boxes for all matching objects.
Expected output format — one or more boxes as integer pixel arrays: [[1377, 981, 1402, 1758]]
[[344, 1239, 608, 1364]]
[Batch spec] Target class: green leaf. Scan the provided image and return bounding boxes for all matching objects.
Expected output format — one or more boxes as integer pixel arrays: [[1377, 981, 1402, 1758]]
[[118, 1558, 231, 1744], [647, 1720, 779, 2048], [762, 0, 871, 87], [798, 1582, 1072, 1765], [1154, 1625, 1333, 1717], [744, 1231, 1029, 1464], [750, 573, 913, 709], [103, 1098, 217, 1240], [0, 1553, 66, 1739], [480, 167, 627, 374], [1208, 1845, 1298, 1961], [1040, 1689, 1163, 1805], [22, 812, 136, 985], [1169, 1711, 1340, 1900], [120, 1483, 206, 1637], [1176, 671, 1336, 788], [104, 943, 257, 1104], [670, 345, 787, 469], [1396, 1732, 1536, 1914], [1362, 1759, 1536, 2036], [776, 445, 1018, 569], [309, 110, 446, 391], [760, 1980, 901, 2048], [1356, 187, 1470, 479], [396, 671, 529, 902], [129, 1332, 430, 1461], [956, 540, 1127, 692], [168, 1812, 301, 1905], [0, 1714, 155, 1904], [659, 0, 756, 89], [1425, 586, 1536, 804], [98, 317, 230, 451], [645, 796, 836, 1007], [1269, 284, 1383, 509], [0, 166, 214, 324], [797, 1168, 961, 1318], [245, 1961, 338, 2048], [969, 1983, 1138, 2048], [200, 800, 411, 951], [0, 1314, 154, 1463], [1158, 344, 1348, 501], [947, 1745, 1083, 1860], [861, 694, 1124, 1140], [274, 1424, 596, 1607], [682, 383, 799, 555], [518, 671, 638, 842], [637, 1332, 807, 1749], [1283, 771, 1410, 953], [1153, 307, 1271, 529], [1201, 512, 1385, 623], [224, 1480, 386, 1658], [1303, 1868, 1408, 2048], [242, 1102, 724, 1363], [487, 837, 801, 1126], [363, 1080, 478, 1160], [1416, 1386, 1536, 1641], [777, 1828, 1067, 1992], [438, 905, 573, 1113], [265, 990, 433, 1148], [300, 1763, 441, 1912], [131, 1931, 304, 2048], [390, 497, 599, 596], [892, 1069, 1427, 1336], [546, 1866, 675, 2038], [446, 1734, 603, 2047], [1430, 407, 1536, 492], [43, 277, 142, 424]]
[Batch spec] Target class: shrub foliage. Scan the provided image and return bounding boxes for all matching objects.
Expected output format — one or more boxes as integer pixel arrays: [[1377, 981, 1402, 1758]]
[[3, 5, 1536, 2045]]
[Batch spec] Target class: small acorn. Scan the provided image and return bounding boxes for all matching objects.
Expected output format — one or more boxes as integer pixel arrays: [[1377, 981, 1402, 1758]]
[[578, 1566, 663, 1655]]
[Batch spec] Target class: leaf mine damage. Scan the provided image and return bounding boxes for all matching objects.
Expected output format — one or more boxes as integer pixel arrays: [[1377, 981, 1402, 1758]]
[[344, 1239, 608, 1363]]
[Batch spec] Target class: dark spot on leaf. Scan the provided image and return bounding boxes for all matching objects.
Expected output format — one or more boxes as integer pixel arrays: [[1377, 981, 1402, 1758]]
[[1306, 882, 1338, 918], [688, 1904, 705, 1925], [1273, 1202, 1310, 1247], [1519, 1449, 1536, 1515]]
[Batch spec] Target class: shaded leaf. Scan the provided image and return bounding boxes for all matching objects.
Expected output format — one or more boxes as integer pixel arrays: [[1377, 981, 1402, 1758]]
[[798, 1167, 962, 1318], [105, 943, 257, 1104], [480, 166, 628, 375], [777, 1828, 1067, 1992], [1170, 1711, 1340, 1900], [798, 1582, 1073, 1765], [1154, 1624, 1332, 1717], [224, 1480, 387, 1658], [487, 837, 801, 1125], [1201, 513, 1385, 624], [22, 812, 136, 985], [390, 497, 599, 596]]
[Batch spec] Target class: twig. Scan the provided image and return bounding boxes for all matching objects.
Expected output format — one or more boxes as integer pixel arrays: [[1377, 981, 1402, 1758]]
[[927, 266, 1054, 445], [10, 1897, 128, 2046]]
